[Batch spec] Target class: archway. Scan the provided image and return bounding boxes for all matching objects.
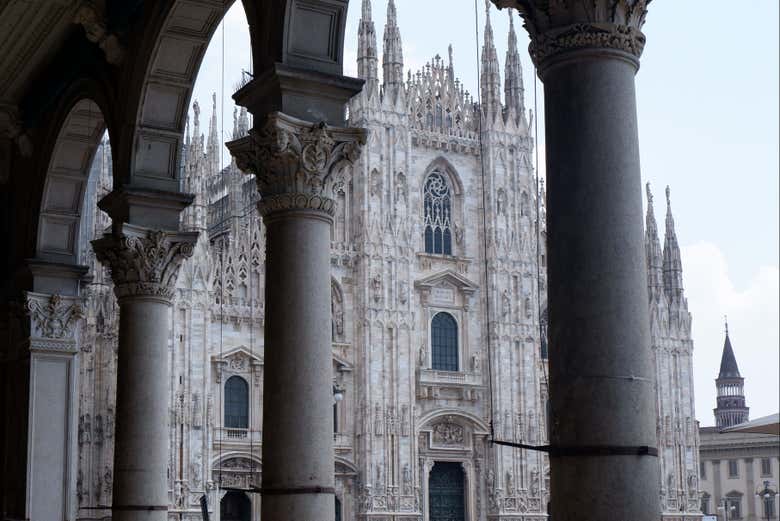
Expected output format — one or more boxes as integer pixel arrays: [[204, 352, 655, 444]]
[[429, 461, 465, 521], [221, 490, 251, 521]]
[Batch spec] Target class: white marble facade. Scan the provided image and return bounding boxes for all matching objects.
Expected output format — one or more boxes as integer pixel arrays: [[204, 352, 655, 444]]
[[72, 2, 700, 520]]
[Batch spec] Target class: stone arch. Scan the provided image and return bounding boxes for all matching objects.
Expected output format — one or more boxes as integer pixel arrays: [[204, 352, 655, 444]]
[[419, 156, 464, 195], [418, 409, 490, 435], [211, 452, 262, 491], [121, 0, 352, 191], [36, 97, 110, 266], [117, 0, 239, 192]]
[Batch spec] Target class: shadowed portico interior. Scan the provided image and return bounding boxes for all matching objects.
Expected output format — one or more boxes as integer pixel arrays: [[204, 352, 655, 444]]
[[0, 1, 670, 521]]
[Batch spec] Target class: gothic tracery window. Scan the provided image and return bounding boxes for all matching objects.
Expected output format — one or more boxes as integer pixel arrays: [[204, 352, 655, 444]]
[[225, 376, 249, 429], [424, 171, 453, 255], [431, 312, 458, 371]]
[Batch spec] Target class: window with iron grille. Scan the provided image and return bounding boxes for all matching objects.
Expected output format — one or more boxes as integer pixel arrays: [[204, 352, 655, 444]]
[[728, 459, 739, 478], [765, 496, 776, 519], [225, 375, 249, 429], [431, 312, 458, 371], [762, 458, 773, 477], [726, 494, 742, 519], [700, 494, 710, 515]]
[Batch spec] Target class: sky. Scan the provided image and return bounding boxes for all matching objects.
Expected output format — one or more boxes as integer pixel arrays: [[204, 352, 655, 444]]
[[190, 1, 780, 425]]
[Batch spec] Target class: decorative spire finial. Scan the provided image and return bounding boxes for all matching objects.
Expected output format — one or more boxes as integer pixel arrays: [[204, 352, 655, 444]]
[[725, 315, 729, 336], [646, 182, 653, 205], [382, 0, 404, 91], [665, 185, 671, 206]]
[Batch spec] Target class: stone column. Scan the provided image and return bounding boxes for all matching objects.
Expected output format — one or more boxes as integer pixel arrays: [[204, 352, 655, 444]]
[[499, 1, 658, 519], [23, 291, 84, 521], [92, 225, 196, 521], [228, 112, 364, 521]]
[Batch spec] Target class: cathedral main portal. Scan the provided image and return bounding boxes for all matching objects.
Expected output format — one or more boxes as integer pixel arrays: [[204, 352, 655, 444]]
[[429, 462, 466, 521]]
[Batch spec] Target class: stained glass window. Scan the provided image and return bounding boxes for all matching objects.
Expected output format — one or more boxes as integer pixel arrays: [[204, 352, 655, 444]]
[[225, 376, 249, 429], [424, 171, 452, 255], [431, 312, 458, 371]]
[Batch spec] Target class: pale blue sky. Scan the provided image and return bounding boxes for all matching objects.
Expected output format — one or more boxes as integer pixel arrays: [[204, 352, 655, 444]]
[[191, 1, 779, 424]]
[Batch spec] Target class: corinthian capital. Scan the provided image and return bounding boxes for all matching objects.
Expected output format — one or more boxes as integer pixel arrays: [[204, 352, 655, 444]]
[[91, 225, 197, 302], [227, 111, 366, 218], [493, 0, 650, 69], [24, 292, 85, 351]]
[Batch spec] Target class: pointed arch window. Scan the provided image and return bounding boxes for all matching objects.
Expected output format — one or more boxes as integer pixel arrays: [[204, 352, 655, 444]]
[[431, 312, 458, 371], [225, 376, 249, 429], [424, 171, 452, 255]]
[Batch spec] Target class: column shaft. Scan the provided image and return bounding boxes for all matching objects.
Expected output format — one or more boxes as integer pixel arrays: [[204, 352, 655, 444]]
[[545, 53, 659, 519], [262, 210, 334, 519], [92, 224, 195, 521], [112, 297, 171, 521], [226, 110, 365, 521]]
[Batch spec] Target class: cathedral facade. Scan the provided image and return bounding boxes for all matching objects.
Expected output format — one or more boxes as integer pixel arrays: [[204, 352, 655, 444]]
[[72, 2, 700, 520]]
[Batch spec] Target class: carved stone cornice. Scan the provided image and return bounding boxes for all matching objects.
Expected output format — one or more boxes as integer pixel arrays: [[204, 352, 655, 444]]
[[91, 225, 197, 302], [493, 0, 651, 70], [227, 111, 366, 219], [24, 292, 84, 352]]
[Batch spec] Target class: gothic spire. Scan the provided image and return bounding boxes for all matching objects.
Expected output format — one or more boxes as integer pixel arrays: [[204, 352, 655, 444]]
[[207, 93, 219, 173], [191, 100, 202, 157], [718, 325, 741, 379], [662, 186, 684, 300], [714, 323, 749, 429], [238, 107, 248, 138], [357, 0, 379, 95], [232, 107, 239, 140], [448, 43, 454, 82], [503, 10, 524, 122], [480, 0, 501, 119], [382, 0, 404, 92], [645, 183, 664, 297]]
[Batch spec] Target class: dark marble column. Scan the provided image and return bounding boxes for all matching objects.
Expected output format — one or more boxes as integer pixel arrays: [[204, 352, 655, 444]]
[[228, 112, 364, 521], [497, 1, 658, 519]]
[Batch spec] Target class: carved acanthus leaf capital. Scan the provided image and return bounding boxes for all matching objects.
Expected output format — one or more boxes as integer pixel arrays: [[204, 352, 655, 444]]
[[91, 226, 197, 302], [227, 111, 366, 218], [25, 292, 85, 350], [494, 0, 650, 68]]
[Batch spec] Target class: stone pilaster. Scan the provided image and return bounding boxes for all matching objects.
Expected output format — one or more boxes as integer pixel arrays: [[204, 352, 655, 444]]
[[23, 292, 84, 521], [494, 1, 658, 520], [92, 226, 196, 521], [228, 111, 365, 521]]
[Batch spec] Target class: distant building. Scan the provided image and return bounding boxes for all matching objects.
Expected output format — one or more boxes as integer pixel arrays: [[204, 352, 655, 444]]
[[698, 328, 780, 520]]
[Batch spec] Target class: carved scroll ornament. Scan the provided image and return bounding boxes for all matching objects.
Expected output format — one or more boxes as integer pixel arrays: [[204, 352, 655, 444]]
[[227, 112, 366, 218], [92, 227, 196, 302], [25, 292, 84, 349], [493, 0, 651, 67]]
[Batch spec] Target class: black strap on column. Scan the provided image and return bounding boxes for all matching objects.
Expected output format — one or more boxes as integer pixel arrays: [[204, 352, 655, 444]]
[[221, 485, 336, 495], [490, 439, 658, 457], [112, 505, 169, 511]]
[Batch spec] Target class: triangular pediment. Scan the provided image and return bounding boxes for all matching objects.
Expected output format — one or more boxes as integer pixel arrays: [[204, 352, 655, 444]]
[[414, 270, 478, 294], [332, 353, 353, 372], [212, 345, 263, 365]]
